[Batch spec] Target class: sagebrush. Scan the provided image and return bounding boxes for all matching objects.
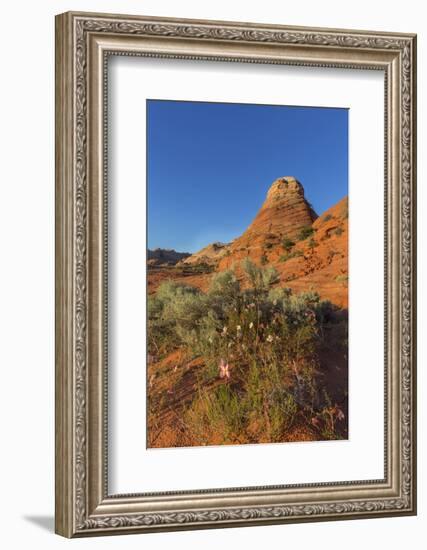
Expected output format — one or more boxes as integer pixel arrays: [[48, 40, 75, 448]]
[[148, 260, 347, 446]]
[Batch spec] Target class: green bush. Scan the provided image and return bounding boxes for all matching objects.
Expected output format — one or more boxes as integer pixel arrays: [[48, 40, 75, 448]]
[[279, 249, 304, 262], [269, 391, 298, 439], [297, 226, 315, 241], [242, 258, 279, 293], [334, 227, 344, 236], [148, 260, 344, 443], [148, 281, 209, 354], [209, 269, 240, 299], [189, 262, 214, 274], [281, 237, 295, 252], [185, 384, 247, 443], [342, 204, 349, 219], [307, 238, 318, 249], [335, 274, 349, 286]]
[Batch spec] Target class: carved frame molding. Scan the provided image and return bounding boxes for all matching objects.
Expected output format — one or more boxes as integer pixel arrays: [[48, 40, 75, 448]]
[[55, 11, 416, 537]]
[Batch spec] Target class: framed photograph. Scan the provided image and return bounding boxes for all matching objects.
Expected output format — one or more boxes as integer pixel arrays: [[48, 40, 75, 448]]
[[55, 11, 417, 537]]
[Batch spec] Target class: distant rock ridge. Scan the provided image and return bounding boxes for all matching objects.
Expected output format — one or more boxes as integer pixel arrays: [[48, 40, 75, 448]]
[[179, 241, 231, 266], [148, 248, 190, 266]]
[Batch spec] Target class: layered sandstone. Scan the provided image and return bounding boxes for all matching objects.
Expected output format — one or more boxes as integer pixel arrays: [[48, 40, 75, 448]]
[[147, 177, 348, 308], [218, 176, 318, 271]]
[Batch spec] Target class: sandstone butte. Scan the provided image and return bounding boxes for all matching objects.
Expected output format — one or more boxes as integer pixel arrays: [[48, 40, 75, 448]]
[[147, 176, 348, 309]]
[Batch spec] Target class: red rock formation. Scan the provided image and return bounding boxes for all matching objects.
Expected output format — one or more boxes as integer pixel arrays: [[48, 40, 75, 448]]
[[276, 196, 349, 308], [241, 176, 317, 241], [147, 177, 348, 308], [219, 176, 317, 271]]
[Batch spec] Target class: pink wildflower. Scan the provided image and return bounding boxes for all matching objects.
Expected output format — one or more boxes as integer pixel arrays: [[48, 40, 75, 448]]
[[219, 358, 230, 380], [336, 407, 345, 421]]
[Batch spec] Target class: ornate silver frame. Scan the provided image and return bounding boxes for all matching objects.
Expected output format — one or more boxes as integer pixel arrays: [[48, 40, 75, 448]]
[[55, 11, 417, 537]]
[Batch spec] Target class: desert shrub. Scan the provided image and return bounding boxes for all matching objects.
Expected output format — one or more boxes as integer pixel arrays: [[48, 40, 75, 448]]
[[281, 237, 295, 252], [190, 262, 215, 274], [335, 274, 349, 286], [264, 242, 274, 249], [307, 238, 318, 250], [313, 298, 336, 324], [147, 281, 208, 354], [149, 260, 346, 444], [279, 249, 304, 262], [297, 226, 315, 241], [260, 254, 268, 265], [334, 227, 344, 236], [310, 390, 346, 440], [242, 258, 279, 294], [209, 269, 240, 300], [185, 384, 247, 443], [342, 204, 349, 219], [323, 214, 333, 222], [269, 390, 298, 439]]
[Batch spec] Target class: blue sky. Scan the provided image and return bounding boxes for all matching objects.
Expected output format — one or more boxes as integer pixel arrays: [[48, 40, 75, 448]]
[[147, 100, 348, 253]]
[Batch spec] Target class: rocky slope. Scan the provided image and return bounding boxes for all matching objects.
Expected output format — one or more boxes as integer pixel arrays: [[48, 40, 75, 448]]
[[273, 195, 348, 308], [147, 176, 348, 308], [179, 241, 231, 266], [147, 248, 190, 266]]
